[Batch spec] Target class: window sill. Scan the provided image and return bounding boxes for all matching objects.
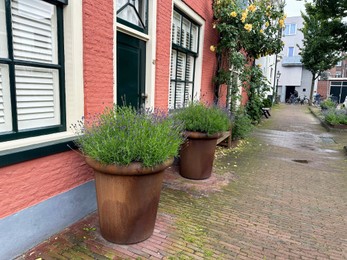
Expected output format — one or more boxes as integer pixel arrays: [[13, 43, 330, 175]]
[[0, 132, 77, 167]]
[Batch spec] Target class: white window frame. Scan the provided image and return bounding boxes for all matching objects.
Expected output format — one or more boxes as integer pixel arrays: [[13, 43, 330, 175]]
[[284, 23, 296, 36], [288, 47, 295, 57], [114, 0, 157, 109], [169, 0, 204, 108], [0, 0, 84, 153]]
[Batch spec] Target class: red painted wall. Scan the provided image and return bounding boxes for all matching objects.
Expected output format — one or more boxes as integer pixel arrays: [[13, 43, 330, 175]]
[[83, 1, 114, 115], [0, 0, 114, 219]]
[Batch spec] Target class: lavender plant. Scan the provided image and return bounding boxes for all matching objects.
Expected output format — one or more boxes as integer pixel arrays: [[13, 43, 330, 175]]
[[171, 102, 231, 135], [71, 106, 184, 167]]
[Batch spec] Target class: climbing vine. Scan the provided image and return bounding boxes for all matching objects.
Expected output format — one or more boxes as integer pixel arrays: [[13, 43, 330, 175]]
[[211, 0, 284, 120]]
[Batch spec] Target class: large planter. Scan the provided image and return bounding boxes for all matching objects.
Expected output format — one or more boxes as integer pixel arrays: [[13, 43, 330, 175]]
[[85, 157, 174, 244], [179, 131, 221, 180]]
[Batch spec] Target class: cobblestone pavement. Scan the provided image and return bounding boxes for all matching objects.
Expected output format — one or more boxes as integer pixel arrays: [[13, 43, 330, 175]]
[[18, 105, 347, 260]]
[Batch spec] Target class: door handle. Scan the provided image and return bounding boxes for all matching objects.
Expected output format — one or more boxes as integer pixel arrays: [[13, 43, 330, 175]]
[[141, 93, 148, 99]]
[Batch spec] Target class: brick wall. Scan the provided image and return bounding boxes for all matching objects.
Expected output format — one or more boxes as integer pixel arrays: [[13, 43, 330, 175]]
[[317, 80, 329, 99], [83, 0, 114, 115]]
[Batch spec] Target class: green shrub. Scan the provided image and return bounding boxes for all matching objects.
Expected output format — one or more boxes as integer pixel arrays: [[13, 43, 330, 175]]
[[324, 108, 347, 125], [262, 98, 272, 108], [320, 98, 336, 110], [171, 102, 231, 135], [72, 106, 184, 167], [232, 109, 254, 140]]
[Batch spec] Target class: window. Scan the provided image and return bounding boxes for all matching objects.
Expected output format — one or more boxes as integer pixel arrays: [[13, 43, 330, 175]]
[[288, 47, 294, 57], [336, 61, 342, 66], [169, 9, 200, 109], [117, 0, 148, 33], [284, 24, 296, 36], [0, 0, 66, 142]]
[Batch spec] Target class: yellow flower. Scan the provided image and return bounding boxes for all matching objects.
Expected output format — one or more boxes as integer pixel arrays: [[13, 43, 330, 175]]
[[257, 64, 262, 67], [230, 11, 237, 17], [283, 14, 287, 19], [265, 21, 270, 27], [260, 29, 264, 33], [244, 23, 252, 32], [210, 45, 216, 52], [279, 19, 285, 28], [241, 11, 248, 23], [248, 4, 257, 12], [267, 5, 272, 10]]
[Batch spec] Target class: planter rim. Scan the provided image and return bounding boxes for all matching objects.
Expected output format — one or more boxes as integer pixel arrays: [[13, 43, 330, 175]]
[[184, 131, 222, 139], [85, 157, 174, 176]]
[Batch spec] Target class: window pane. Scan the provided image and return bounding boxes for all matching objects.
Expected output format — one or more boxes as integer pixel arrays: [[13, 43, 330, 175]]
[[172, 11, 181, 45], [0, 0, 8, 58], [182, 17, 191, 49], [191, 24, 198, 52], [117, 0, 147, 29], [186, 55, 194, 82], [0, 64, 12, 132], [169, 81, 175, 109], [11, 0, 58, 64], [15, 66, 60, 130], [175, 82, 184, 108], [290, 24, 296, 34], [284, 25, 290, 35], [184, 83, 193, 105], [288, 47, 294, 57], [176, 52, 186, 80], [170, 50, 177, 80]]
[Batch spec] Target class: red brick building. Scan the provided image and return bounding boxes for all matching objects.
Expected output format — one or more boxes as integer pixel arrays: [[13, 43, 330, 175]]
[[317, 59, 347, 102], [0, 0, 229, 258]]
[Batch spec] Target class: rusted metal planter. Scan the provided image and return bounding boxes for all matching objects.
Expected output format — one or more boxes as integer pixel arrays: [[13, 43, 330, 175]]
[[85, 157, 174, 244], [179, 131, 221, 180]]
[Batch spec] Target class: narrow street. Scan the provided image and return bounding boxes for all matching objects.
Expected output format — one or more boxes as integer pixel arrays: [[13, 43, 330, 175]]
[[19, 105, 347, 260]]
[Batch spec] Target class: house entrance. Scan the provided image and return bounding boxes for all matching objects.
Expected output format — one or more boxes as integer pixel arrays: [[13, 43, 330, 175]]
[[285, 86, 296, 102], [117, 31, 146, 109]]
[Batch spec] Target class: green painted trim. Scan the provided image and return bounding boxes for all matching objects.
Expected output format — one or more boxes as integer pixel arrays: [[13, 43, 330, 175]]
[[0, 139, 77, 168], [43, 0, 68, 5]]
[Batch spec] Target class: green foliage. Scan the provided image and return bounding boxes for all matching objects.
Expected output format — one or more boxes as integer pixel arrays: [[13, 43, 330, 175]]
[[232, 108, 253, 140], [299, 2, 346, 102], [171, 102, 231, 135], [262, 98, 272, 108], [320, 98, 336, 110], [212, 0, 283, 115], [323, 108, 347, 125], [72, 106, 184, 167]]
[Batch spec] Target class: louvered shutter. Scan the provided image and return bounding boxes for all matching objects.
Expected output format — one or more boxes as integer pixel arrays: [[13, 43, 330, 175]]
[[0, 65, 12, 132], [10, 0, 60, 131], [11, 0, 58, 64], [169, 10, 199, 108], [0, 0, 8, 58], [15, 66, 60, 130]]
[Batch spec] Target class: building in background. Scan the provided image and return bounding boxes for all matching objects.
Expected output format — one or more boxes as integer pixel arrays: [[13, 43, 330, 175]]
[[276, 16, 314, 102], [317, 58, 347, 103]]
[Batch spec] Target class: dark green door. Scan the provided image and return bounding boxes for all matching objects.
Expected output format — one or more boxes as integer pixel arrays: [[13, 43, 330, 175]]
[[117, 32, 146, 109]]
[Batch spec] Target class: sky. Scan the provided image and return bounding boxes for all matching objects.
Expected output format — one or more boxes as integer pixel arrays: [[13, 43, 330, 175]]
[[284, 0, 309, 17]]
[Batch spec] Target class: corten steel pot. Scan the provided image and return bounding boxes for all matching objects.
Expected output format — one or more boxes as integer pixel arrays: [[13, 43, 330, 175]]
[[85, 157, 174, 244], [179, 131, 221, 180]]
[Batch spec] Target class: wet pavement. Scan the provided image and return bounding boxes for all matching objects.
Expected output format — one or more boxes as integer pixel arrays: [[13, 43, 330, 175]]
[[18, 104, 347, 259]]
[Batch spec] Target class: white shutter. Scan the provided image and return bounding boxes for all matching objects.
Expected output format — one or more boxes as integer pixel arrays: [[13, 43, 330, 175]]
[[172, 11, 181, 45], [11, 0, 57, 64], [15, 66, 60, 130], [0, 0, 8, 58], [0, 65, 12, 133], [191, 24, 198, 52], [182, 17, 191, 50], [169, 50, 177, 109]]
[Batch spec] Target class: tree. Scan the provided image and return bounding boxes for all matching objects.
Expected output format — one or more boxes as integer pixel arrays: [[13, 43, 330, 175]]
[[299, 3, 345, 105], [308, 0, 347, 51]]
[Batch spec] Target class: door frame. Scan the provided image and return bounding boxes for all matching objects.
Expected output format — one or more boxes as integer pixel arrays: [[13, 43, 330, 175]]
[[114, 0, 157, 108]]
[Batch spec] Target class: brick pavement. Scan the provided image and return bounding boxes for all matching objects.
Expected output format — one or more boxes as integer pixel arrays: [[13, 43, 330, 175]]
[[17, 104, 347, 259]]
